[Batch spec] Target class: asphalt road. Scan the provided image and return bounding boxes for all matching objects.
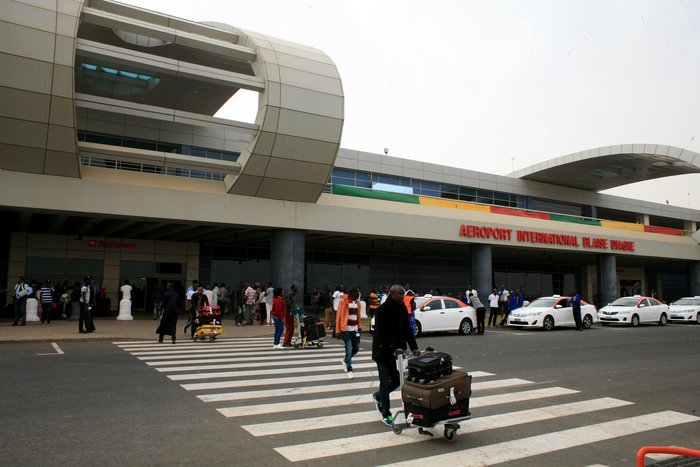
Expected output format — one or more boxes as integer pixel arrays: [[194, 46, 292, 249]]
[[0, 323, 698, 466]]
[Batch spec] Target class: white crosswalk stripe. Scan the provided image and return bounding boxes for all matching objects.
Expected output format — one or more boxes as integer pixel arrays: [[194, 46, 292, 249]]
[[116, 337, 700, 465]]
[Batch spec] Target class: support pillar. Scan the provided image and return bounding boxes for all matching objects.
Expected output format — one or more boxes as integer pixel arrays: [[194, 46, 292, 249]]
[[689, 262, 700, 296], [271, 229, 305, 309], [471, 244, 492, 299], [598, 254, 617, 306]]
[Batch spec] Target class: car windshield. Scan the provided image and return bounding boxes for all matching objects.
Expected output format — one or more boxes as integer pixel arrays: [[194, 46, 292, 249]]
[[671, 298, 700, 306], [610, 297, 639, 306], [527, 298, 558, 308]]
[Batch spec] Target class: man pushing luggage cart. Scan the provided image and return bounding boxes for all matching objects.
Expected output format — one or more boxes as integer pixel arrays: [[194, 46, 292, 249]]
[[371, 284, 420, 426]]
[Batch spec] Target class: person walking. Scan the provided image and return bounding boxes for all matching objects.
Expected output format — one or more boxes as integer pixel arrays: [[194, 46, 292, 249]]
[[403, 290, 417, 336], [282, 284, 298, 347], [265, 281, 274, 326], [156, 282, 180, 344], [371, 284, 420, 427], [497, 285, 509, 325], [187, 287, 209, 339], [270, 287, 286, 349], [336, 288, 362, 379], [151, 281, 164, 320], [469, 292, 486, 335], [487, 288, 500, 327], [570, 290, 583, 331], [39, 281, 54, 325], [79, 276, 95, 333], [244, 282, 256, 325]]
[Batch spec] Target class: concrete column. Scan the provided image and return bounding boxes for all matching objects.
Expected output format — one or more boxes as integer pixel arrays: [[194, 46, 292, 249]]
[[471, 244, 492, 298], [271, 229, 305, 308], [598, 254, 617, 306], [689, 262, 700, 296]]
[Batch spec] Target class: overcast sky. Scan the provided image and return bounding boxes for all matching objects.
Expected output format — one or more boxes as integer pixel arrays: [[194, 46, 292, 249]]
[[120, 0, 700, 209]]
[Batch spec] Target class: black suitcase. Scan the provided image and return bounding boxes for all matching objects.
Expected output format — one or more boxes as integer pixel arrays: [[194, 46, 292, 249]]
[[407, 351, 453, 383], [302, 320, 326, 341], [405, 398, 470, 427]]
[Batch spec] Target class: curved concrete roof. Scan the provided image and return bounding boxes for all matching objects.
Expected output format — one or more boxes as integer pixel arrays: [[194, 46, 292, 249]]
[[512, 144, 700, 192]]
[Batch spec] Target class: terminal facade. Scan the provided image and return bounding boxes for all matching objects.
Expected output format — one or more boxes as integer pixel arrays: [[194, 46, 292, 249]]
[[2, 0, 700, 311]]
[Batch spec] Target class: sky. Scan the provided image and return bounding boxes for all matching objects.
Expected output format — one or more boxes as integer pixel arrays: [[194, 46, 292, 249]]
[[119, 0, 700, 209]]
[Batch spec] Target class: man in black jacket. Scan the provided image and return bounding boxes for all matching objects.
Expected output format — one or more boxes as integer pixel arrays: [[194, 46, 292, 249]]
[[371, 284, 420, 426]]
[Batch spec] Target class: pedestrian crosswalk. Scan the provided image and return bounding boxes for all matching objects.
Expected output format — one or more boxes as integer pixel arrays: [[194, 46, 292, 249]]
[[114, 337, 700, 465]]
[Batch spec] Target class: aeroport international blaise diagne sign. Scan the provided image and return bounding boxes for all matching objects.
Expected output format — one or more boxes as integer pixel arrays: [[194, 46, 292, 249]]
[[459, 224, 636, 252]]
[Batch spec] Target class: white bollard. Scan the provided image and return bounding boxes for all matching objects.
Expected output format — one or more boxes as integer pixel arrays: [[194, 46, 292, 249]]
[[116, 299, 133, 320], [26, 298, 40, 322]]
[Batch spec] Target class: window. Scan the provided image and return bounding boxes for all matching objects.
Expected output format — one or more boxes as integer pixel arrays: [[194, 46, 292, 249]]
[[444, 299, 461, 309], [425, 299, 443, 310]]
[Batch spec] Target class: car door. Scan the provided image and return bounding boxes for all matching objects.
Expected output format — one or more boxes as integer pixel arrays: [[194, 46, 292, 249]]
[[647, 298, 666, 322], [554, 298, 573, 327], [637, 299, 652, 323], [417, 299, 443, 332], [442, 298, 464, 330]]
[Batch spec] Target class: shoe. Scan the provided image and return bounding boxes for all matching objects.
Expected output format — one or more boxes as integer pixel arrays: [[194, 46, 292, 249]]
[[347, 371, 354, 379], [341, 360, 348, 372], [282, 343, 293, 348], [11, 322, 18, 326], [79, 330, 87, 334], [153, 316, 157, 320], [372, 394, 382, 415], [273, 344, 284, 349], [48, 323, 52, 326], [157, 339, 163, 343], [172, 339, 176, 344], [19, 323, 26, 326], [381, 415, 394, 427]]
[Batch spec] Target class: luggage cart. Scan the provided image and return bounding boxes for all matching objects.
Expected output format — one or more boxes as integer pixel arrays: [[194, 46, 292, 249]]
[[391, 347, 471, 442], [291, 307, 326, 349]]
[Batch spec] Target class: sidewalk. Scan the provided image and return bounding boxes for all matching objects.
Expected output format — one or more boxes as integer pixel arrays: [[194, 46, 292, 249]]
[[0, 316, 275, 343]]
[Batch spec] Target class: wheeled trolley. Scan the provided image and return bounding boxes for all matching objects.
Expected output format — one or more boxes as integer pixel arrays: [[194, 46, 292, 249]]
[[193, 305, 223, 342], [391, 347, 471, 442], [291, 308, 326, 348]]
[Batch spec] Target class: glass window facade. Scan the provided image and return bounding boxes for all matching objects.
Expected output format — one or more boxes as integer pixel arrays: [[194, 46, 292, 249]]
[[330, 168, 524, 209]]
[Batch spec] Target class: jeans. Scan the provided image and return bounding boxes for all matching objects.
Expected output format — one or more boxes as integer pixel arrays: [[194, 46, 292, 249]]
[[272, 316, 284, 345], [41, 302, 52, 324], [373, 359, 400, 418], [341, 331, 360, 371], [245, 303, 254, 324], [476, 307, 485, 334]]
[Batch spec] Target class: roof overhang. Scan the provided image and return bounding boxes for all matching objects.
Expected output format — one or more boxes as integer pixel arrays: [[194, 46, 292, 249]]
[[512, 144, 700, 191]]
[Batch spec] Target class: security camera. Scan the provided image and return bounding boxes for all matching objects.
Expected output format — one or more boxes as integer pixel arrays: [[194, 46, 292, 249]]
[[384, 148, 388, 155]]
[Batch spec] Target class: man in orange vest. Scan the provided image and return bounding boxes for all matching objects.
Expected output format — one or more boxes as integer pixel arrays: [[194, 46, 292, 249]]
[[404, 290, 417, 336]]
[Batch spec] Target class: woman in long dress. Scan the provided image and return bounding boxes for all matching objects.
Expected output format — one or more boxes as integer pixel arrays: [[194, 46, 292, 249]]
[[156, 282, 180, 344]]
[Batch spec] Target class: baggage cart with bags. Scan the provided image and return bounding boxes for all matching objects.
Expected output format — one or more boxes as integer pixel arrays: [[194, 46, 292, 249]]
[[193, 305, 222, 342], [291, 308, 326, 348], [392, 346, 471, 442]]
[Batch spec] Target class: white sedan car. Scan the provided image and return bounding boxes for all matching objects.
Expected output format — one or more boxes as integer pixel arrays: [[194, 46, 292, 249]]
[[597, 296, 669, 327], [414, 296, 477, 336], [668, 297, 700, 324], [507, 295, 597, 330]]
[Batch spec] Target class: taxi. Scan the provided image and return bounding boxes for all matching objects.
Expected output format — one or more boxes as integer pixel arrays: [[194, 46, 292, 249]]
[[597, 295, 669, 327], [668, 297, 700, 324], [413, 295, 477, 336], [507, 295, 597, 330]]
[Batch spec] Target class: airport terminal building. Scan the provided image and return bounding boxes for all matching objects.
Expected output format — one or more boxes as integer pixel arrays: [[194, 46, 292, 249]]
[[2, 0, 700, 311]]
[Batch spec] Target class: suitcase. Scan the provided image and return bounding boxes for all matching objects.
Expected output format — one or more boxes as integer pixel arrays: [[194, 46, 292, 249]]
[[402, 371, 472, 409], [407, 351, 453, 383], [302, 320, 326, 341], [405, 398, 471, 427], [402, 371, 472, 427], [198, 305, 221, 318]]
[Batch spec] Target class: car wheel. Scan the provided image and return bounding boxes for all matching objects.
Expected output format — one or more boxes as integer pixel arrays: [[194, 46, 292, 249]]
[[542, 315, 554, 331], [582, 314, 593, 329], [659, 313, 667, 326], [630, 314, 640, 327], [415, 321, 422, 337], [697, 314, 700, 325], [458, 318, 473, 335]]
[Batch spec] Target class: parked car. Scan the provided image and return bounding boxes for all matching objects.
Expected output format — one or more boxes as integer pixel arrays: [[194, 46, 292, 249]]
[[370, 295, 476, 336], [597, 295, 669, 327], [507, 295, 597, 330], [668, 297, 700, 324]]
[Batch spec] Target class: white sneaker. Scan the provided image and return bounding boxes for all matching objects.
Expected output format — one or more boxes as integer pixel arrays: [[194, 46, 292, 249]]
[[347, 371, 354, 379], [341, 360, 348, 372], [273, 344, 284, 349]]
